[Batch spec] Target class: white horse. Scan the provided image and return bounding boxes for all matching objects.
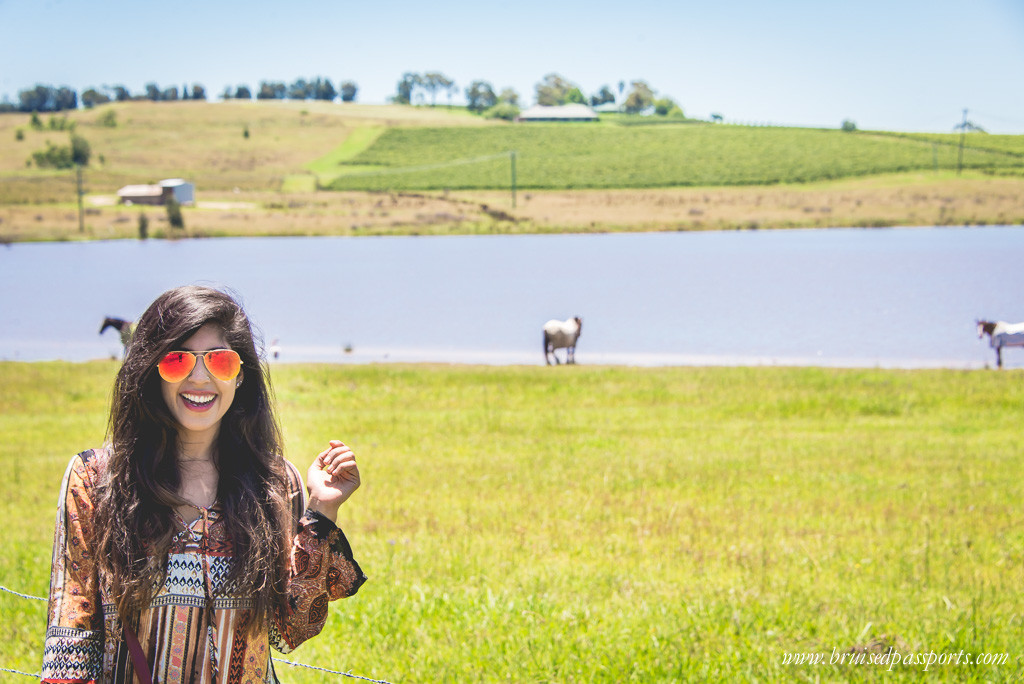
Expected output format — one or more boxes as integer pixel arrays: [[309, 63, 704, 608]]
[[977, 319, 1024, 368], [543, 317, 582, 365]]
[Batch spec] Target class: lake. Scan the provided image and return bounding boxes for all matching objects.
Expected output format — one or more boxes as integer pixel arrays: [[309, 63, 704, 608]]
[[2, 227, 1023, 368]]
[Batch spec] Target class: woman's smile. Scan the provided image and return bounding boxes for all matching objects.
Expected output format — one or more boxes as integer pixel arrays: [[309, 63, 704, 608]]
[[180, 391, 217, 411]]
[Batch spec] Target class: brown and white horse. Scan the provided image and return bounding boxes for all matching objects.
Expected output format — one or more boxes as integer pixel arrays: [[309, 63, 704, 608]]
[[543, 317, 582, 365], [977, 319, 1024, 368]]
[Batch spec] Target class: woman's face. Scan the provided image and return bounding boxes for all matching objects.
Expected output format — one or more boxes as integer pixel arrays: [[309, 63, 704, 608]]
[[160, 323, 242, 443]]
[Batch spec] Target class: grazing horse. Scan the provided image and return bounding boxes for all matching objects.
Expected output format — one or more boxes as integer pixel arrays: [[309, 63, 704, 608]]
[[977, 319, 1024, 368], [543, 317, 582, 365], [100, 316, 136, 354]]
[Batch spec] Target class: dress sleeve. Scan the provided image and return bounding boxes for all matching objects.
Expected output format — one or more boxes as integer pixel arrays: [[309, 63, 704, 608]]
[[270, 461, 367, 653], [41, 451, 105, 683]]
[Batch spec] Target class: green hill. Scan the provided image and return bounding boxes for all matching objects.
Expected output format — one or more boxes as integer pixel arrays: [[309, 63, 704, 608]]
[[324, 123, 1024, 191], [1, 101, 1022, 241]]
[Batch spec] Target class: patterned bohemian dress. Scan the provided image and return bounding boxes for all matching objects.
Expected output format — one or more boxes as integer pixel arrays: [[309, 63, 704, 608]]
[[41, 448, 367, 683]]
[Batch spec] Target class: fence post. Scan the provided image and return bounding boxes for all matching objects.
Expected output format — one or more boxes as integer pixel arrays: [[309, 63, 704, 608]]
[[510, 150, 517, 209]]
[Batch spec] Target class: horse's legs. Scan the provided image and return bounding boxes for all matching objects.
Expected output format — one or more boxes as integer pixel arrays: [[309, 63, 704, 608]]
[[997, 346, 1003, 369], [567, 346, 575, 364]]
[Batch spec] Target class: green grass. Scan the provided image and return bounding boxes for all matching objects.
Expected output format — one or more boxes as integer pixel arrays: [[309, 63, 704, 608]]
[[2, 361, 1023, 681], [327, 125, 1024, 191]]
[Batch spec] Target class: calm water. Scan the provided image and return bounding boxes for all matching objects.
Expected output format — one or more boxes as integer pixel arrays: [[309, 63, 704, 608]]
[[2, 227, 1024, 368]]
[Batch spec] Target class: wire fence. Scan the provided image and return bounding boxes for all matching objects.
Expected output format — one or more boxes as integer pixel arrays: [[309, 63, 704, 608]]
[[332, 152, 511, 179], [0, 584, 391, 683]]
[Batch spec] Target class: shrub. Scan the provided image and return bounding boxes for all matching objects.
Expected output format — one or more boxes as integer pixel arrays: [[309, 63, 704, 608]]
[[484, 102, 520, 121], [31, 142, 73, 168], [97, 109, 117, 128], [70, 135, 90, 166], [166, 196, 185, 229], [15, 129, 24, 141], [842, 119, 857, 132]]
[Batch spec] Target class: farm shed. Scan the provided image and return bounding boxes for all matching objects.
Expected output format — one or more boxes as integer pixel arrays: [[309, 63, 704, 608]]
[[160, 178, 195, 205], [517, 104, 599, 122], [117, 179, 195, 206]]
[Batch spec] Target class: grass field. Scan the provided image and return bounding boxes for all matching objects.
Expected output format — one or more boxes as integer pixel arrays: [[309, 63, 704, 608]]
[[327, 125, 1024, 191], [1, 361, 1023, 681]]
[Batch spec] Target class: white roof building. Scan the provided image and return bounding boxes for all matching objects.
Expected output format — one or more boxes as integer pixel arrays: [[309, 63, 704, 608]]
[[516, 104, 599, 122]]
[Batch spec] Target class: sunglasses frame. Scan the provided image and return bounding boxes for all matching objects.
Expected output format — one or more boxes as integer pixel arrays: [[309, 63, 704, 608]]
[[157, 349, 242, 383]]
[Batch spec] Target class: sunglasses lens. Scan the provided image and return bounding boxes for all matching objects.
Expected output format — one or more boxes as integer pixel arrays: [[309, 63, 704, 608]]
[[205, 350, 241, 381], [158, 352, 196, 383]]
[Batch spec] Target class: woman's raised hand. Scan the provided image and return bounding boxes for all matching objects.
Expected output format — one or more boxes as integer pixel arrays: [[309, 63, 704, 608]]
[[306, 440, 361, 521]]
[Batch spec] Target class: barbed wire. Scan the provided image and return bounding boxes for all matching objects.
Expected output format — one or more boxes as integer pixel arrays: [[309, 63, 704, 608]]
[[0, 586, 45, 602], [0, 584, 392, 683]]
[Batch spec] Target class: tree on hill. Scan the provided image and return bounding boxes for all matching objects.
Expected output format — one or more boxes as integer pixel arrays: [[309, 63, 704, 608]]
[[313, 77, 337, 101], [590, 85, 615, 107], [535, 73, 579, 106], [110, 85, 131, 101], [565, 87, 586, 105], [234, 85, 252, 100], [654, 97, 683, 117], [30, 133, 89, 169], [623, 80, 655, 114], [393, 72, 420, 105], [257, 81, 287, 100], [465, 80, 497, 113], [191, 83, 207, 100], [18, 84, 77, 112], [288, 78, 310, 100], [422, 72, 454, 106], [81, 88, 111, 108], [340, 81, 358, 102], [498, 88, 519, 106]]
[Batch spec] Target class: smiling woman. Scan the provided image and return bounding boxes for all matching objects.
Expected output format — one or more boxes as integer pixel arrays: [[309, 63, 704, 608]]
[[41, 285, 367, 684]]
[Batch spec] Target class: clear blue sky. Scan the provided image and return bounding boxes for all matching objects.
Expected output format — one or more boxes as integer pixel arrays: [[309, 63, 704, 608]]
[[2, 0, 1022, 133]]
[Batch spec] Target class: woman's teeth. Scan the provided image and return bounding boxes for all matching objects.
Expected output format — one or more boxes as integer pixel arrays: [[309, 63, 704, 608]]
[[182, 393, 215, 405]]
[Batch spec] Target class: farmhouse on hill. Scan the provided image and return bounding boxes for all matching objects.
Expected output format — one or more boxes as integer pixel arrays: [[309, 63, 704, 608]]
[[117, 178, 195, 206], [517, 104, 599, 122]]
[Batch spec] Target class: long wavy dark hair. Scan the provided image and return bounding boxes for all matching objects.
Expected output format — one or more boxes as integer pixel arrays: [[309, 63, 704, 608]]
[[93, 285, 289, 632]]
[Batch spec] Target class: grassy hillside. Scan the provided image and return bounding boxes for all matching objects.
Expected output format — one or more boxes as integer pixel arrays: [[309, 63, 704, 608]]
[[327, 124, 1024, 191], [0, 101, 1022, 240], [1, 361, 1023, 681]]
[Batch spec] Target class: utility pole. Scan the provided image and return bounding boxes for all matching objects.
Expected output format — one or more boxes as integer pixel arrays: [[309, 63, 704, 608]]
[[956, 108, 968, 175], [510, 150, 517, 209]]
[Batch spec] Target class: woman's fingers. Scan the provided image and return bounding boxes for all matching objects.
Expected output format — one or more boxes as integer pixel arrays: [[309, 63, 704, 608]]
[[318, 441, 356, 477]]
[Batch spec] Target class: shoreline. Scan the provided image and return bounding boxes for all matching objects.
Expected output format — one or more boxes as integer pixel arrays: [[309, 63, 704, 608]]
[[1, 346, 1007, 371]]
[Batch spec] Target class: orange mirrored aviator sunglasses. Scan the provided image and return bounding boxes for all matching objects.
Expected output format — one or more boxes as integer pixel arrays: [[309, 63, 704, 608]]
[[157, 349, 242, 383]]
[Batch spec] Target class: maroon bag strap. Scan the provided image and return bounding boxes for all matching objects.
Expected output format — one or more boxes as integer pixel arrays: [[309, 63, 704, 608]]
[[123, 623, 154, 684]]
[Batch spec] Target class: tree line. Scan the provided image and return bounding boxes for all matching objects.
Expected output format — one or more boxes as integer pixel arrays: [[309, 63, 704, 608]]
[[1, 72, 683, 119], [397, 71, 682, 120], [0, 76, 357, 113]]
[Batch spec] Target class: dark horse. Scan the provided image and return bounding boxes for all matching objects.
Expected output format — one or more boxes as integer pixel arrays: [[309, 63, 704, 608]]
[[100, 316, 136, 354], [976, 319, 1024, 369]]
